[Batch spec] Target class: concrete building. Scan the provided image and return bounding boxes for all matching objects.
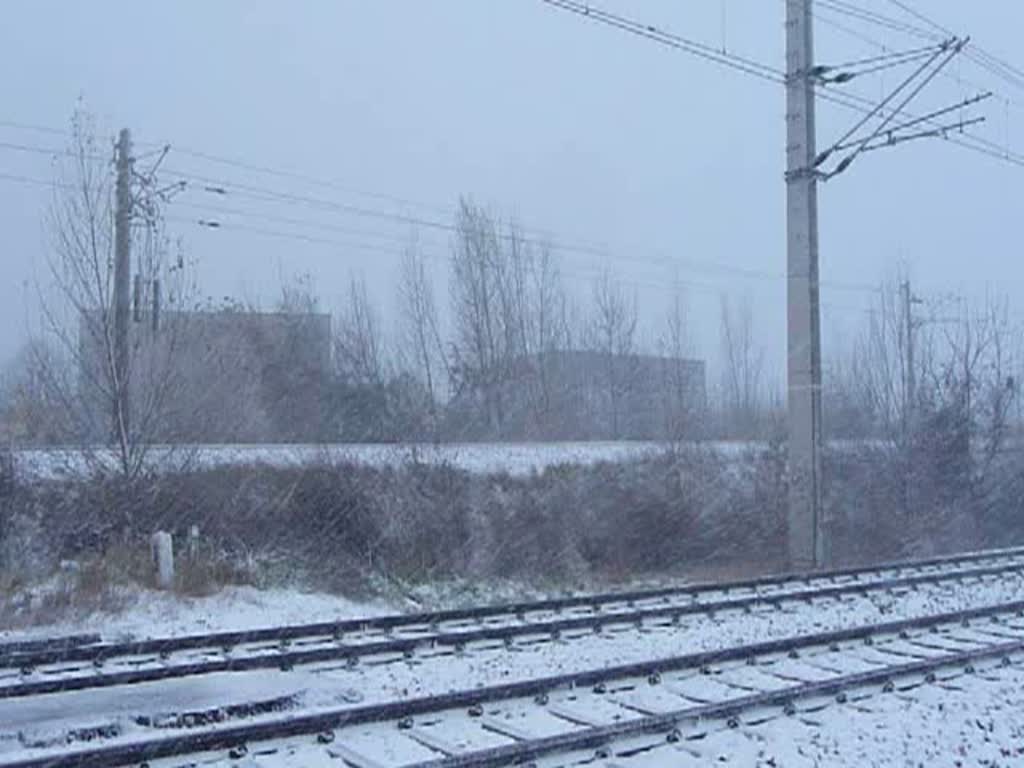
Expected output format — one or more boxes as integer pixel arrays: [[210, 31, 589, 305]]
[[449, 349, 707, 441], [78, 309, 332, 443]]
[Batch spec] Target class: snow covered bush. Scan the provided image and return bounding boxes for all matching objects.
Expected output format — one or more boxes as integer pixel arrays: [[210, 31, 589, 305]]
[[3, 439, 1020, 605]]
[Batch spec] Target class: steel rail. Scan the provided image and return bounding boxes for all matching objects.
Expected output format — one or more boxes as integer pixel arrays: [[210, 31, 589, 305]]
[[0, 634, 100, 657], [415, 639, 1024, 768], [4, 554, 1024, 700], [5, 598, 1024, 768], [6, 543, 1024, 671]]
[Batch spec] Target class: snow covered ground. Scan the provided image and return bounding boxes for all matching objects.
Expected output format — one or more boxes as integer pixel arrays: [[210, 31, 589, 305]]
[[11, 440, 760, 480], [223, 574, 1024, 707], [3, 572, 1024, 767], [615, 664, 1024, 767], [13, 436, 1016, 480], [0, 584, 396, 644]]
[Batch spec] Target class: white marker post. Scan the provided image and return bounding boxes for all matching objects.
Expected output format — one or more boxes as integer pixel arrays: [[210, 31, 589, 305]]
[[151, 531, 174, 590]]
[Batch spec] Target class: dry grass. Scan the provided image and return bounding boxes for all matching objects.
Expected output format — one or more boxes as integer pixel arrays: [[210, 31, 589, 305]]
[[0, 451, 790, 603], [0, 541, 257, 630], [4, 443, 1018, 625], [0, 558, 128, 630]]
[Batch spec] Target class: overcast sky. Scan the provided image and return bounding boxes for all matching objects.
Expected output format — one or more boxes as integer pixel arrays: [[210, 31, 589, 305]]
[[1, 1, 1021, 386]]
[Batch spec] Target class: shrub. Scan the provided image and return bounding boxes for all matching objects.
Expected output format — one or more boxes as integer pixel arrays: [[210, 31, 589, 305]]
[[5, 441, 1019, 605]]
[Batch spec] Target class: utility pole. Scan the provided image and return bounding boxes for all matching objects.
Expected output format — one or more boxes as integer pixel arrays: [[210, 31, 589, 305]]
[[901, 279, 917, 438], [899, 278, 920, 516], [113, 128, 133, 442], [538, 0, 980, 573], [785, 0, 825, 570]]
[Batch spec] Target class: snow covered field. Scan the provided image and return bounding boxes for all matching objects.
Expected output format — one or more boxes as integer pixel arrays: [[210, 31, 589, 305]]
[[12, 436, 1016, 480], [11, 440, 758, 480]]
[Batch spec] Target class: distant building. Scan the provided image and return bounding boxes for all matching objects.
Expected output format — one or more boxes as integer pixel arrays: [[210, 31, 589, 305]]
[[78, 310, 332, 443], [448, 349, 707, 441]]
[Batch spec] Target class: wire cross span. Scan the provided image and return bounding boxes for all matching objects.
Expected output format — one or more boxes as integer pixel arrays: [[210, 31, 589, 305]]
[[813, 37, 986, 180], [539, 1, 993, 180]]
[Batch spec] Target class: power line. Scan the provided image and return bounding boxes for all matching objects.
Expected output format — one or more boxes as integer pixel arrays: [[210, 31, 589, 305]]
[[823, 38, 969, 179], [180, 215, 437, 262], [166, 212, 744, 300], [0, 139, 102, 162], [885, 0, 1024, 89], [0, 117, 490, 225], [174, 199, 446, 249], [0, 117, 611, 255], [160, 166, 844, 289], [178, 199, 793, 287], [0, 118, 459, 219], [830, 45, 947, 80], [827, 42, 942, 73], [816, 0, 1024, 97], [155, 145, 457, 220], [0, 152, 980, 324], [2, 154, 877, 294], [813, 4, 1024, 128], [965, 50, 1024, 93], [179, 186, 845, 289], [0, 119, 68, 138], [818, 40, 957, 166], [813, 6, 900, 53], [172, 211, 872, 312], [886, 0, 951, 36], [0, 170, 71, 190], [0, 170, 858, 300], [800, 5, 1024, 167], [0, 130, 874, 292], [830, 93, 991, 153], [538, 0, 1023, 174], [540, 2, 992, 175], [6, 0, 1023, 289], [816, 0, 940, 42], [538, 0, 784, 84], [831, 0, 1024, 93], [818, 84, 1024, 168], [169, 200, 1024, 334]]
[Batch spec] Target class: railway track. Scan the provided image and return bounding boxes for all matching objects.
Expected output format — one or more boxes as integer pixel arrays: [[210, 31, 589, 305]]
[[0, 634, 100, 657], [5, 545, 1024, 701], [7, 597, 1024, 768]]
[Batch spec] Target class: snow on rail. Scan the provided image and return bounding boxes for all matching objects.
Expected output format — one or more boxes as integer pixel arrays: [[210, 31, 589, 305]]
[[6, 598, 1024, 768], [5, 547, 1024, 701], [4, 552, 1024, 766]]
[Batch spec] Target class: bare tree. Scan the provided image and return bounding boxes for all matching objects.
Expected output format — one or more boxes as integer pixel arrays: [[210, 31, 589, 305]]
[[0, 340, 74, 444], [447, 198, 576, 439], [450, 199, 496, 428], [397, 236, 447, 435], [525, 242, 570, 433], [331, 275, 392, 440], [845, 280, 918, 443], [823, 344, 872, 440], [448, 199, 515, 435], [278, 270, 320, 316], [835, 279, 1020, 520], [335, 276, 385, 388], [587, 271, 638, 439], [33, 108, 194, 477], [842, 280, 1009, 451], [657, 287, 699, 440], [931, 294, 1017, 482], [260, 272, 333, 442], [718, 296, 764, 438]]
